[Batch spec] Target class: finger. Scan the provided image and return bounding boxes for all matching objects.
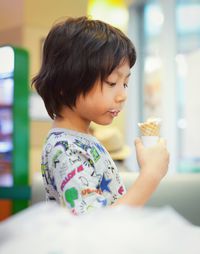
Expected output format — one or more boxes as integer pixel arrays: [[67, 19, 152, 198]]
[[159, 138, 167, 146], [134, 137, 143, 149]]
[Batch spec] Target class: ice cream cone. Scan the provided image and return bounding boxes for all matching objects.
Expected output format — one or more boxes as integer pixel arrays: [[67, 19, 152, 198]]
[[138, 118, 161, 136], [138, 118, 161, 147]]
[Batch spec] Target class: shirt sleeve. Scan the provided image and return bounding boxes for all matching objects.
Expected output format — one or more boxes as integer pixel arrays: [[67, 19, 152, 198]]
[[49, 142, 109, 215]]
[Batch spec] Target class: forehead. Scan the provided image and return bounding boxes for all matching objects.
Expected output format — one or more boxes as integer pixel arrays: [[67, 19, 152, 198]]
[[110, 59, 131, 78]]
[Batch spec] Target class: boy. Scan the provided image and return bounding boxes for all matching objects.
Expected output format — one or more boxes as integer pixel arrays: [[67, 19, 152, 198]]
[[32, 16, 169, 215]]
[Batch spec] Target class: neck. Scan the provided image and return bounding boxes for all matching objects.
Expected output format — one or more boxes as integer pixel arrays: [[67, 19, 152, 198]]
[[52, 107, 91, 134]]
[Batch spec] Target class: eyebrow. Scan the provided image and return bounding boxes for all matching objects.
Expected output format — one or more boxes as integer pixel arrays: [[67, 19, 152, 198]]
[[116, 71, 131, 78]]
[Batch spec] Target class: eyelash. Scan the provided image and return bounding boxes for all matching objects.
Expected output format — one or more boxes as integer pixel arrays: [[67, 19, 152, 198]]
[[106, 81, 128, 88]]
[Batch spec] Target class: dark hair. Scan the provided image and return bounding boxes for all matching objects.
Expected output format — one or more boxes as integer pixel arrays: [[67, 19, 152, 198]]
[[32, 16, 136, 119]]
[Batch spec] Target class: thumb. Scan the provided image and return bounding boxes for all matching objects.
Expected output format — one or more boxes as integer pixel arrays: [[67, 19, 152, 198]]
[[134, 137, 143, 150], [159, 137, 167, 147]]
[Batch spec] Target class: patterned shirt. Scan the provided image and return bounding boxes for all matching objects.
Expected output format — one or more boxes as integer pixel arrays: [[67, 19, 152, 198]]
[[41, 128, 126, 215]]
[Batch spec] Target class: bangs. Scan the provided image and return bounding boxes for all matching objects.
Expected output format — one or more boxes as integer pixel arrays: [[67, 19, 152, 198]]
[[96, 30, 136, 82]]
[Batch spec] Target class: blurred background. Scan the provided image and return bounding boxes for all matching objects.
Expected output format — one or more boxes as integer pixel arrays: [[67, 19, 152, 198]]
[[0, 0, 200, 220]]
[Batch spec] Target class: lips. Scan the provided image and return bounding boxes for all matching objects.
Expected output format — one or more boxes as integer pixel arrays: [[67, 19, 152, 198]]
[[108, 109, 120, 117]]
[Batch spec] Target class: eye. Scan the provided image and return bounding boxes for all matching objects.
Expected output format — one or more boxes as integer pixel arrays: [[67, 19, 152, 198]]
[[124, 83, 128, 88], [105, 81, 116, 87]]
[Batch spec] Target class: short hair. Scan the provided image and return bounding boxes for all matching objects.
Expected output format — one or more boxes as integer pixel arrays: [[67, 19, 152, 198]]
[[32, 16, 137, 119]]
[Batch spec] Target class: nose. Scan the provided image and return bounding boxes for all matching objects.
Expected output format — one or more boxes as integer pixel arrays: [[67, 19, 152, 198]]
[[115, 88, 127, 103]]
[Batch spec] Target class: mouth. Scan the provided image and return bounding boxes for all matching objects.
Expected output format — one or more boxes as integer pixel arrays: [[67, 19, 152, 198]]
[[108, 109, 120, 117]]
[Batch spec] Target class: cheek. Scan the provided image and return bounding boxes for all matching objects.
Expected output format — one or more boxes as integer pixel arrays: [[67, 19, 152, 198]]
[[90, 89, 109, 105], [81, 96, 103, 113], [90, 96, 106, 111], [101, 86, 115, 99], [78, 86, 113, 113]]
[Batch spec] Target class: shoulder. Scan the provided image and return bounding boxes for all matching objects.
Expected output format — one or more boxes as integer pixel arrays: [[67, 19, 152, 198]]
[[42, 129, 111, 165]]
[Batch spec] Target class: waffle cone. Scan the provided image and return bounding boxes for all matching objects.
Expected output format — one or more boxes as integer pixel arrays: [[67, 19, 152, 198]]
[[138, 118, 161, 136]]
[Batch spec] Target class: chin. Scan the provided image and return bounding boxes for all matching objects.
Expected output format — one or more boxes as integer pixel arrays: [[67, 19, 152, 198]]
[[93, 118, 113, 126]]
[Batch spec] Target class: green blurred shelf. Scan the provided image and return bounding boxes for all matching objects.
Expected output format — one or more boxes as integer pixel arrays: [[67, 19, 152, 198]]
[[0, 186, 31, 200]]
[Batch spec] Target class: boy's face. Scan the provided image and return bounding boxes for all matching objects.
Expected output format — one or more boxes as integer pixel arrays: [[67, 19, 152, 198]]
[[74, 59, 131, 126]]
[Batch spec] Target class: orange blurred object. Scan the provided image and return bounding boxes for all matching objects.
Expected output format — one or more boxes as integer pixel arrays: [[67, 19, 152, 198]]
[[0, 200, 12, 221]]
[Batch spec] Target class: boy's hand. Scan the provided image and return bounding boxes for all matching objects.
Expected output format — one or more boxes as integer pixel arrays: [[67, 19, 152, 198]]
[[135, 137, 169, 183], [113, 137, 169, 207]]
